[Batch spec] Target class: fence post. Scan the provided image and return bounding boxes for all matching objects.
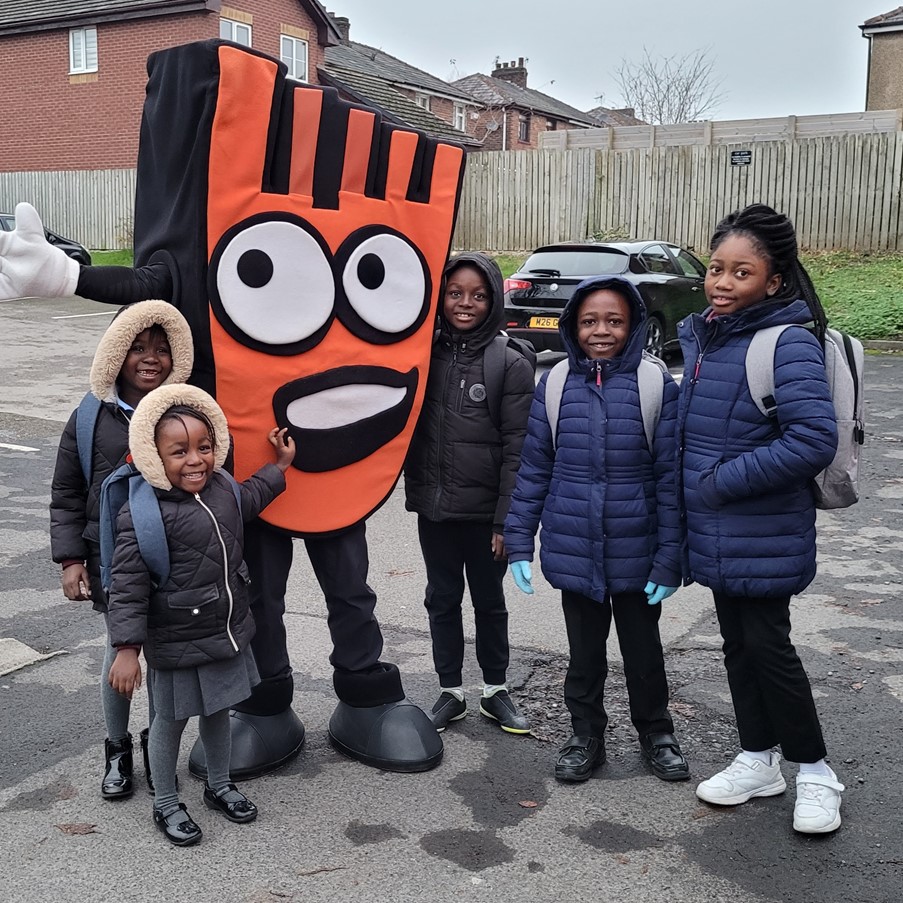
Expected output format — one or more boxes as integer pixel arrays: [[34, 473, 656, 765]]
[[787, 115, 797, 140]]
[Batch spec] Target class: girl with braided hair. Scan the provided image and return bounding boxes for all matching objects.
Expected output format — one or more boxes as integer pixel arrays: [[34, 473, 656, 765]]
[[677, 204, 844, 833]]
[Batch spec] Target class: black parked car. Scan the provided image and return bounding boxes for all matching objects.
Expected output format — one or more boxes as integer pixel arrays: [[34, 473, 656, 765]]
[[503, 240, 707, 358], [0, 213, 92, 266]]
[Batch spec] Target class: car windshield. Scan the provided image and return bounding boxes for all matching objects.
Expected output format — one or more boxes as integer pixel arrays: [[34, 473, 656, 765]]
[[522, 248, 628, 277]]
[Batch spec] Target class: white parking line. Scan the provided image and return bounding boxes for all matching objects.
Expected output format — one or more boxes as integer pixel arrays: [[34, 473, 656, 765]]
[[51, 311, 116, 320], [0, 442, 39, 452]]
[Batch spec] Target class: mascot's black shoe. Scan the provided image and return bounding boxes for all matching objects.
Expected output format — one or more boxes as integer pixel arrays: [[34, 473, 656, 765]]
[[328, 699, 443, 772], [329, 662, 443, 772], [188, 708, 306, 781]]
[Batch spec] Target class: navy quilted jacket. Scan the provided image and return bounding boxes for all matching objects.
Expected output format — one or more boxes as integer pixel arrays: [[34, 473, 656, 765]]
[[677, 299, 838, 598], [504, 276, 683, 602]]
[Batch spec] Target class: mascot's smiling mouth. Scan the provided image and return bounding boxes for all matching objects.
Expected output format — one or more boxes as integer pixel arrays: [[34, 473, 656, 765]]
[[272, 365, 418, 472]]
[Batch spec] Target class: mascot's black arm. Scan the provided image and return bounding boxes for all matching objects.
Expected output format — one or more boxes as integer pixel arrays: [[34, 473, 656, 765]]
[[77, 263, 173, 304]]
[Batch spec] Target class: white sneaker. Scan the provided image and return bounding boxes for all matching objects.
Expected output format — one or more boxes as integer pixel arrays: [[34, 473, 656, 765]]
[[793, 770, 844, 834], [696, 752, 787, 806]]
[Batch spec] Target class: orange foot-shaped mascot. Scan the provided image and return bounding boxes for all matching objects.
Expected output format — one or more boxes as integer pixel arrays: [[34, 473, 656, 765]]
[[1, 40, 465, 776]]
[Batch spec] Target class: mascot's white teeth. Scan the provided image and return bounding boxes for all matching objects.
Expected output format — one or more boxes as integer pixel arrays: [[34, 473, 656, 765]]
[[285, 384, 406, 430]]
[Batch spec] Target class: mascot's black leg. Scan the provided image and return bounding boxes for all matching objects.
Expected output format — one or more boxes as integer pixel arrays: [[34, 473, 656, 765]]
[[307, 523, 443, 772], [189, 521, 305, 780]]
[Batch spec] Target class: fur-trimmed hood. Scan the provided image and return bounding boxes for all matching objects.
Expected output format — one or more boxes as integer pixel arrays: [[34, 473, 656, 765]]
[[89, 300, 193, 403], [129, 384, 229, 490]]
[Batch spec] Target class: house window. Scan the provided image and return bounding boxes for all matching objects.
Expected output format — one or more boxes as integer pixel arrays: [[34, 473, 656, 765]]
[[414, 93, 431, 111], [518, 114, 530, 142], [453, 104, 467, 132], [281, 35, 308, 82], [220, 18, 252, 46], [69, 27, 98, 74]]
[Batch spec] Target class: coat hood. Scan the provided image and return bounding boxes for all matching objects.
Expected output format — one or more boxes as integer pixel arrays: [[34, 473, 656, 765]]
[[558, 275, 648, 373], [89, 300, 194, 403], [128, 384, 230, 490], [438, 252, 505, 352], [687, 297, 815, 338]]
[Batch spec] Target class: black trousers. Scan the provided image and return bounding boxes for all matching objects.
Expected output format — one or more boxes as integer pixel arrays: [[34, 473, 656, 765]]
[[713, 592, 826, 763], [418, 517, 509, 687], [242, 518, 384, 706], [561, 590, 674, 740]]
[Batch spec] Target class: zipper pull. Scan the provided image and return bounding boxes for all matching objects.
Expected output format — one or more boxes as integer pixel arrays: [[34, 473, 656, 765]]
[[595, 361, 602, 387], [692, 352, 703, 384]]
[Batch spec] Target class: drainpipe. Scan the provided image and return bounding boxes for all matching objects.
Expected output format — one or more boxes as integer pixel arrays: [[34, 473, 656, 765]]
[[502, 106, 508, 150]]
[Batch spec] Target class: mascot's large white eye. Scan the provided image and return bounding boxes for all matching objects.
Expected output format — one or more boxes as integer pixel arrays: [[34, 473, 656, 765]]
[[341, 231, 426, 333], [215, 220, 334, 344]]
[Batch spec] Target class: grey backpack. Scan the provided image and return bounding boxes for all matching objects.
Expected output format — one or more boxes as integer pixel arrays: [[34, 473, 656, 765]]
[[746, 325, 864, 510], [544, 352, 668, 452]]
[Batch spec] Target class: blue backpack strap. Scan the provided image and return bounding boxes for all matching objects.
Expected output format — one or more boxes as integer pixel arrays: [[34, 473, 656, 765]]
[[75, 392, 102, 483], [128, 477, 170, 588], [218, 469, 243, 515], [99, 462, 136, 592]]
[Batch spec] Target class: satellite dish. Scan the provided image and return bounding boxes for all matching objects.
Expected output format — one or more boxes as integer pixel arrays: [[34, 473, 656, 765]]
[[486, 121, 499, 132]]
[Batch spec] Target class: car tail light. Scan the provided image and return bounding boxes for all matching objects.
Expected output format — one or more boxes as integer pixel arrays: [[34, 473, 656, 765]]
[[503, 278, 532, 293]]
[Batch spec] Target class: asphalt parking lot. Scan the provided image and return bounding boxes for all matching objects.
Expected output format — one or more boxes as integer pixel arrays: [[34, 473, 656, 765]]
[[0, 295, 901, 903]]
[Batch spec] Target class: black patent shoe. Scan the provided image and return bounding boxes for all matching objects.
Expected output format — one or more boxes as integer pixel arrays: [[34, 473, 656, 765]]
[[555, 735, 605, 782], [639, 732, 690, 782], [101, 734, 134, 799], [153, 803, 202, 846], [203, 783, 258, 824]]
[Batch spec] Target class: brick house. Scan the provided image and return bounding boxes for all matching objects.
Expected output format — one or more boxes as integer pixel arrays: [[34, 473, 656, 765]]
[[861, 7, 903, 110], [452, 59, 596, 151], [319, 16, 480, 148], [0, 0, 342, 173], [585, 106, 645, 127]]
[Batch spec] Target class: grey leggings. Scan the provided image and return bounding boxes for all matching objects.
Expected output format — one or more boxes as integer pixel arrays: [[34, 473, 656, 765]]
[[101, 615, 155, 741], [150, 708, 232, 814]]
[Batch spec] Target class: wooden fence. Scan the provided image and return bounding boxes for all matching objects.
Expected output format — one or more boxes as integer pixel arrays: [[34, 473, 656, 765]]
[[453, 131, 903, 254], [3, 129, 902, 255], [0, 169, 136, 251], [540, 110, 903, 150]]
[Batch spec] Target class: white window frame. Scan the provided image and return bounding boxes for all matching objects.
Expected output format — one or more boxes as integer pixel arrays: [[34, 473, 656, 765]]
[[414, 93, 431, 111], [220, 18, 252, 47], [281, 35, 309, 82], [453, 103, 467, 132], [69, 27, 98, 74]]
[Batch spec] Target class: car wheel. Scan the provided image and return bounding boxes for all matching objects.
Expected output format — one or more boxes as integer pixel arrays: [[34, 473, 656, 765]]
[[644, 317, 665, 359]]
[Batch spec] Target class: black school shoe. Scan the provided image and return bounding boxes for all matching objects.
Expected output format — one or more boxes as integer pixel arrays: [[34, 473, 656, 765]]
[[101, 734, 134, 800], [429, 692, 467, 732], [203, 783, 259, 823], [555, 736, 606, 782], [639, 732, 690, 781], [153, 803, 202, 846], [479, 690, 531, 734]]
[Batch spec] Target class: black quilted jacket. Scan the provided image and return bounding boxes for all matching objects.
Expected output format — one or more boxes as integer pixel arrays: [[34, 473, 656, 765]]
[[106, 465, 284, 670], [49, 403, 132, 611]]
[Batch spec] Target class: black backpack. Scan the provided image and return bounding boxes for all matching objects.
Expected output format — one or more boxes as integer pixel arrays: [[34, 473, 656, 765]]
[[482, 334, 537, 430]]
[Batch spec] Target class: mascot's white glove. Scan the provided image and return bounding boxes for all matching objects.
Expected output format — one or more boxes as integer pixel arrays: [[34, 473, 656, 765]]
[[0, 202, 80, 300]]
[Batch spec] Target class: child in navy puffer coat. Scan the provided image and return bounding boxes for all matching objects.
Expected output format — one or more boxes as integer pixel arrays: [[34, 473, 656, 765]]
[[680, 204, 844, 834], [505, 276, 688, 784]]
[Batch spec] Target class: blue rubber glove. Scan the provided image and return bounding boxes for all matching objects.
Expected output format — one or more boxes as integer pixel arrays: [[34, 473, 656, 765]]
[[644, 581, 678, 606], [510, 561, 534, 595]]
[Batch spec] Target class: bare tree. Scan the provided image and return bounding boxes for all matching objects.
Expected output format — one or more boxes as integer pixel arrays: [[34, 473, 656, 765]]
[[612, 47, 725, 124]]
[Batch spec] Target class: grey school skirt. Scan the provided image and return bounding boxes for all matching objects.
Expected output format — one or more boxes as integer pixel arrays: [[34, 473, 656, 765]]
[[148, 646, 260, 721]]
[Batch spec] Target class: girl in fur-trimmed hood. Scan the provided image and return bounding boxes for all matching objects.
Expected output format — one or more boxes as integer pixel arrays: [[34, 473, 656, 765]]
[[106, 384, 294, 846], [50, 299, 193, 803]]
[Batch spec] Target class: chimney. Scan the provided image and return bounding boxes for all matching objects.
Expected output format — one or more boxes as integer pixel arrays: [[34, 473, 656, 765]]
[[491, 57, 527, 89], [331, 14, 350, 44]]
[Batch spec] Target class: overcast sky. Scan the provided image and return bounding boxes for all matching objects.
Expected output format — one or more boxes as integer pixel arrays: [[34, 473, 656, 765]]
[[328, 1, 889, 121]]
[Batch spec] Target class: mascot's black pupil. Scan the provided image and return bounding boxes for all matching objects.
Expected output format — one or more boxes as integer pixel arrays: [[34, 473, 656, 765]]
[[358, 253, 385, 291], [237, 249, 274, 288]]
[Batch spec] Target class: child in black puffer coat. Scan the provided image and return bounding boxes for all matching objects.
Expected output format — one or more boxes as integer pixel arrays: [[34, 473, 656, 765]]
[[50, 300, 194, 801], [107, 383, 295, 846], [404, 253, 535, 735]]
